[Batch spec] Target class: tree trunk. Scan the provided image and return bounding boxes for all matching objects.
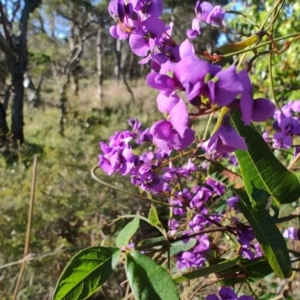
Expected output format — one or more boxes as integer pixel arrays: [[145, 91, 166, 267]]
[[121, 44, 135, 102], [96, 26, 103, 103], [114, 39, 121, 83], [10, 0, 42, 144], [72, 70, 79, 97], [0, 101, 8, 145], [59, 78, 69, 136]]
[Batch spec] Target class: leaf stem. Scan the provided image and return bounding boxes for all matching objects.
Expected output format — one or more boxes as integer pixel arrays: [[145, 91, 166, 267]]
[[222, 32, 300, 58]]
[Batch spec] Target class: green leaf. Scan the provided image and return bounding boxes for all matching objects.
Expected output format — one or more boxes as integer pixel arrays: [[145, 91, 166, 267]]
[[219, 256, 273, 285], [208, 158, 292, 278], [53, 246, 121, 300], [235, 189, 292, 278], [173, 256, 241, 284], [231, 110, 300, 205], [115, 217, 140, 247], [148, 205, 161, 227], [137, 236, 166, 250], [125, 252, 180, 300], [169, 238, 197, 256]]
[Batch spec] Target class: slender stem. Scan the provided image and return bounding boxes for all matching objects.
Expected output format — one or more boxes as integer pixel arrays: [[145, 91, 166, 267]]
[[13, 155, 37, 300], [91, 165, 177, 207], [203, 113, 214, 140], [268, 15, 278, 107], [288, 152, 300, 170], [265, 0, 286, 32], [259, 0, 283, 31]]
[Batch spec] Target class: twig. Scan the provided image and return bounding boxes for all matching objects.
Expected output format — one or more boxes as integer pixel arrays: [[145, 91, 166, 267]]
[[13, 155, 37, 300], [288, 152, 300, 170]]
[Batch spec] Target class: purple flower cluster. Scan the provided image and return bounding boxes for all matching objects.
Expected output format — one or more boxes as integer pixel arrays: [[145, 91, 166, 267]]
[[187, 1, 226, 39], [264, 100, 300, 150], [169, 180, 225, 269], [101, 2, 280, 297], [107, 0, 276, 157], [206, 287, 255, 300]]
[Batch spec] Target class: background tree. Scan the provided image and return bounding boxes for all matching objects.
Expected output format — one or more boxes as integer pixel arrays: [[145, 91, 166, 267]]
[[0, 0, 42, 144]]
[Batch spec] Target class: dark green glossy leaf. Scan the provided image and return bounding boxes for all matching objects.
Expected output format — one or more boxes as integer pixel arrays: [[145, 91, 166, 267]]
[[231, 110, 300, 205], [115, 217, 139, 247], [125, 252, 180, 300], [148, 205, 161, 227], [173, 256, 241, 284], [219, 256, 273, 285], [53, 246, 121, 300]]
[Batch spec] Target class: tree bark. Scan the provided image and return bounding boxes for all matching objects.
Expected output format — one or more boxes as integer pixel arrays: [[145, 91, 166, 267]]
[[96, 26, 103, 103], [0, 101, 8, 145], [114, 39, 121, 83], [10, 0, 42, 144]]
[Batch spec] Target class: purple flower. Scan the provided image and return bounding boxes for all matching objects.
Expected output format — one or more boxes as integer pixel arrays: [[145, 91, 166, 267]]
[[176, 234, 209, 269], [239, 296, 255, 300], [195, 1, 213, 21], [189, 214, 207, 231], [129, 16, 166, 56], [237, 70, 275, 125], [206, 287, 254, 300], [239, 246, 255, 260], [108, 0, 139, 40], [278, 116, 299, 134], [150, 120, 195, 151], [283, 227, 299, 240], [206, 178, 225, 196], [272, 132, 293, 149], [174, 55, 221, 105], [206, 295, 220, 300], [206, 6, 225, 25], [237, 227, 255, 247], [203, 115, 247, 156], [137, 128, 153, 144], [98, 143, 137, 175], [219, 287, 238, 300], [128, 118, 142, 132], [186, 18, 201, 39], [134, 0, 163, 17], [292, 100, 300, 113], [227, 196, 239, 209], [208, 65, 244, 107]]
